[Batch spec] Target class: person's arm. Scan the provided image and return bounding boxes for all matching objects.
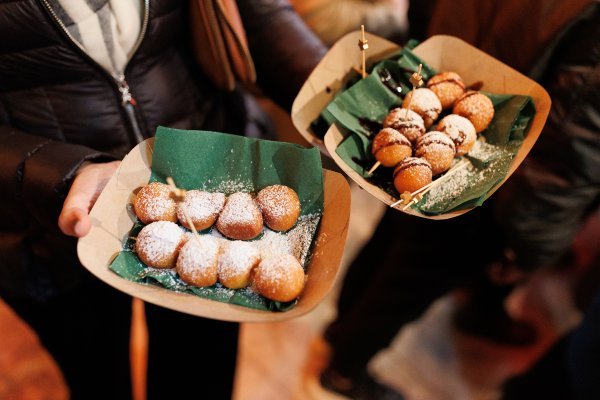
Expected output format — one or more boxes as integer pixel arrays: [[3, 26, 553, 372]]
[[0, 105, 118, 237], [237, 0, 328, 111]]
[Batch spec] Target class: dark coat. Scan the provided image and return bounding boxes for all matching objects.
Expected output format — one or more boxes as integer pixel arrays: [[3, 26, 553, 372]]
[[0, 0, 325, 300], [426, 0, 600, 269]]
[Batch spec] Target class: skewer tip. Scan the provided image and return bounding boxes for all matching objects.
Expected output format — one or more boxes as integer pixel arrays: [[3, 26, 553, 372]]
[[367, 161, 381, 175]]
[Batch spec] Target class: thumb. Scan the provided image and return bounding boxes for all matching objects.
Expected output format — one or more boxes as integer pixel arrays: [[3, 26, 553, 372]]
[[58, 193, 93, 238], [58, 205, 92, 237], [58, 161, 120, 237]]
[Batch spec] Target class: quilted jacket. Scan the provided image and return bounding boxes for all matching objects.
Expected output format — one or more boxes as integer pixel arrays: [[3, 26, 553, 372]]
[[0, 0, 325, 300]]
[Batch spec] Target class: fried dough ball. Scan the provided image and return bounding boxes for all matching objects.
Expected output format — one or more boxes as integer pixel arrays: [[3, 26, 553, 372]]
[[177, 190, 226, 231], [256, 185, 300, 232], [393, 157, 433, 194], [135, 221, 185, 269], [176, 235, 220, 287], [371, 128, 412, 168], [216, 192, 263, 240], [414, 131, 456, 176], [218, 241, 261, 289], [426, 71, 466, 109], [382, 108, 426, 144], [133, 182, 177, 224], [402, 88, 442, 128], [453, 91, 495, 133], [253, 254, 305, 302], [437, 114, 477, 156]]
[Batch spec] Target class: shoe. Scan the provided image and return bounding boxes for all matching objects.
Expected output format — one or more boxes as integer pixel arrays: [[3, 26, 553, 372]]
[[319, 368, 405, 400]]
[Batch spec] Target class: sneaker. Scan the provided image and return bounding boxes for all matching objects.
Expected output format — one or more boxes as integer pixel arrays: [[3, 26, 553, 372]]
[[320, 368, 405, 400]]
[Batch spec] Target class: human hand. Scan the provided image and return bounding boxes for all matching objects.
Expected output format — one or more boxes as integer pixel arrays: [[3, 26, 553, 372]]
[[58, 161, 121, 237]]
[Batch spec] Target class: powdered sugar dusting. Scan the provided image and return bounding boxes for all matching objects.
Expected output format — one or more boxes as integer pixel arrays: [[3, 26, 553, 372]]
[[405, 88, 441, 111], [256, 254, 303, 286], [438, 114, 476, 139], [383, 108, 425, 143], [421, 141, 513, 210], [415, 131, 455, 154], [467, 137, 504, 162], [135, 182, 176, 222], [421, 165, 472, 208], [176, 235, 220, 277], [455, 92, 493, 116], [218, 192, 261, 225], [255, 230, 291, 259], [403, 88, 442, 125], [218, 241, 260, 283], [453, 92, 495, 132], [256, 185, 299, 220], [199, 179, 253, 194], [285, 214, 321, 264], [135, 221, 185, 263], [177, 190, 225, 226]]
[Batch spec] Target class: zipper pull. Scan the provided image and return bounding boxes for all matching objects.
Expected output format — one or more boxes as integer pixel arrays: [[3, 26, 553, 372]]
[[116, 74, 137, 106], [115, 74, 144, 143]]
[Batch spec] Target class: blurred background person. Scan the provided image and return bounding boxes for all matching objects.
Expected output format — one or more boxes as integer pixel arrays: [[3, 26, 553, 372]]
[[317, 0, 599, 399], [290, 0, 409, 45]]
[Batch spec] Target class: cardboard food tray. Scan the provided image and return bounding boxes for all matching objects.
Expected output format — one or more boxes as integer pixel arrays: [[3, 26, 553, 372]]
[[292, 33, 551, 220], [77, 138, 351, 322]]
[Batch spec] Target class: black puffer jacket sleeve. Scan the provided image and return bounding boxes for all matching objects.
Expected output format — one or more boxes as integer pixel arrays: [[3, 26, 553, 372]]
[[238, 0, 327, 111], [0, 107, 116, 232], [494, 5, 600, 270]]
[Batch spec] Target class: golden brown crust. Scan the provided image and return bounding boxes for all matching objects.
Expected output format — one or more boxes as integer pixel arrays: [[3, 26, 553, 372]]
[[175, 236, 220, 287], [402, 88, 442, 128], [414, 132, 456, 176], [393, 157, 433, 193], [135, 221, 185, 269], [253, 254, 306, 302], [218, 241, 261, 289], [436, 114, 477, 156], [371, 128, 412, 167], [133, 182, 178, 224], [427, 72, 466, 110], [256, 185, 301, 232], [453, 91, 495, 133], [216, 192, 263, 240], [176, 191, 226, 231]]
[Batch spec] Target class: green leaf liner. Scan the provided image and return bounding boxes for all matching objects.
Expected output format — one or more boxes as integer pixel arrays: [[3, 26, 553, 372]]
[[321, 46, 536, 215], [110, 127, 324, 312]]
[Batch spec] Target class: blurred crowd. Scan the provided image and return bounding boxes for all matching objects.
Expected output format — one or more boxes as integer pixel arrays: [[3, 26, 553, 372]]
[[298, 1, 600, 399]]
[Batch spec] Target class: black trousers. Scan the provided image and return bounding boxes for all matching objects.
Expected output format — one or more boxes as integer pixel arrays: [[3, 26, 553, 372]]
[[3, 271, 238, 400], [324, 204, 506, 378]]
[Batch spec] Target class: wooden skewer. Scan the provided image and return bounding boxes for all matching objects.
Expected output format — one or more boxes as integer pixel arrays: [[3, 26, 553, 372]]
[[367, 161, 381, 175], [404, 63, 423, 117], [358, 25, 369, 79], [352, 66, 367, 76], [416, 159, 470, 198], [390, 191, 413, 208], [390, 198, 403, 208], [166, 177, 199, 237], [401, 197, 418, 211], [390, 159, 471, 209]]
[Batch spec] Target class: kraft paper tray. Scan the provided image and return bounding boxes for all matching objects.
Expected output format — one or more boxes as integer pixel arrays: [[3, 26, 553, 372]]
[[291, 34, 551, 220], [77, 138, 351, 322]]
